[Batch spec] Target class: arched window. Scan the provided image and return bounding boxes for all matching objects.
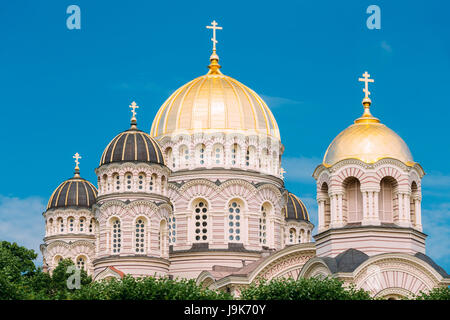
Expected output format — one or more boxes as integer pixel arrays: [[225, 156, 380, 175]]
[[57, 217, 64, 233], [161, 176, 166, 195], [260, 203, 270, 245], [159, 220, 168, 257], [125, 172, 133, 191], [76, 256, 86, 270], [150, 174, 157, 192], [168, 215, 176, 244], [102, 174, 108, 193], [299, 229, 305, 243], [410, 181, 419, 226], [89, 218, 94, 233], [113, 173, 120, 191], [111, 219, 121, 254], [79, 217, 85, 232], [344, 177, 363, 223], [196, 144, 206, 166], [231, 143, 240, 166], [137, 173, 145, 191], [179, 145, 189, 168], [379, 177, 396, 223], [307, 230, 311, 242], [193, 199, 208, 242], [289, 228, 296, 243], [68, 217, 75, 232], [48, 218, 53, 236], [54, 255, 63, 266], [212, 144, 223, 165], [228, 199, 242, 242], [318, 182, 331, 230], [166, 147, 175, 169], [135, 218, 146, 253]]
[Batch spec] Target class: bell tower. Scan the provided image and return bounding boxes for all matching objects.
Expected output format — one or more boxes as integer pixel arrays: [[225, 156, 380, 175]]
[[313, 71, 426, 258]]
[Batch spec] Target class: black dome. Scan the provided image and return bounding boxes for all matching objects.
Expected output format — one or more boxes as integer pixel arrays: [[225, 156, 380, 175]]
[[47, 177, 97, 210], [100, 128, 164, 166], [284, 192, 310, 222]]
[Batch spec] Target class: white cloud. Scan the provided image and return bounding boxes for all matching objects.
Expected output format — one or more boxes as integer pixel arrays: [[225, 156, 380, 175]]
[[260, 95, 303, 108], [422, 203, 450, 269], [282, 156, 321, 184], [0, 195, 46, 265]]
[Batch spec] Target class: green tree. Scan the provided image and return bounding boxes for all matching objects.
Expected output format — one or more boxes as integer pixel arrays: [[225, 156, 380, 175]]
[[48, 258, 92, 299], [240, 277, 372, 300], [414, 286, 450, 300], [0, 241, 38, 299], [70, 275, 232, 300]]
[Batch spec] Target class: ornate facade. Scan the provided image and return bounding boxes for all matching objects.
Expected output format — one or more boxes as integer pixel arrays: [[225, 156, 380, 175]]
[[40, 22, 449, 299]]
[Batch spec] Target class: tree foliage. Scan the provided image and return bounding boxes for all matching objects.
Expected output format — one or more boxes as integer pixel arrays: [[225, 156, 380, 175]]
[[70, 275, 231, 300], [1, 241, 449, 300], [413, 286, 450, 300], [240, 277, 373, 300]]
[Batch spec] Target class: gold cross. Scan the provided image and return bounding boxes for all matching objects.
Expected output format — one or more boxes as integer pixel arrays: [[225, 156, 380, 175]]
[[130, 101, 139, 121], [358, 71, 374, 99], [73, 152, 81, 170], [206, 20, 222, 52]]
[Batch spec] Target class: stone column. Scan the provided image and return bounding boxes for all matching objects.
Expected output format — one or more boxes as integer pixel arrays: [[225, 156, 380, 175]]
[[337, 193, 343, 224], [317, 198, 326, 232], [205, 144, 213, 169], [374, 191, 380, 223], [362, 190, 381, 226], [362, 191, 368, 223], [397, 192, 411, 227], [330, 192, 345, 228], [330, 194, 337, 228], [414, 197, 422, 231]]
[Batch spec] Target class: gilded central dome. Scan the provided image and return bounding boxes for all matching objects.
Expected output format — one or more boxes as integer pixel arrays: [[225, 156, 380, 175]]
[[323, 99, 414, 167], [151, 55, 280, 140]]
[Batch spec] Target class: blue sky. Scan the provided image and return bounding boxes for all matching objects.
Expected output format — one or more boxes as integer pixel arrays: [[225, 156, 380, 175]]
[[0, 1, 449, 271]]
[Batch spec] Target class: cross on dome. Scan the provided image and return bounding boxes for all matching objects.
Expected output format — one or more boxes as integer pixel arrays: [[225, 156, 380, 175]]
[[129, 101, 139, 128], [358, 71, 374, 100], [130, 101, 139, 119], [206, 20, 222, 53], [73, 152, 81, 177], [73, 152, 81, 169], [355, 71, 379, 123]]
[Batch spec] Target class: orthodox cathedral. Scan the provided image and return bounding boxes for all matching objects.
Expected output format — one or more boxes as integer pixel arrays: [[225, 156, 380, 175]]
[[40, 21, 449, 299]]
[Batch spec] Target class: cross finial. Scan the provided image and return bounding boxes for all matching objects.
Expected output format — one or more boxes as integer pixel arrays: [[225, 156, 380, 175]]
[[129, 101, 139, 127], [73, 152, 81, 176], [355, 71, 380, 123], [206, 20, 222, 53], [358, 71, 374, 100]]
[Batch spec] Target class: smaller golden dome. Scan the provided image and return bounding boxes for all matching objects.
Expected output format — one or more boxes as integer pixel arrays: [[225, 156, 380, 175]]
[[323, 100, 414, 167]]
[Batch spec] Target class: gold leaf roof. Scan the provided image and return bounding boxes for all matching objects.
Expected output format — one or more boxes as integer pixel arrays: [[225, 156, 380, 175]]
[[150, 57, 280, 140], [323, 100, 414, 167]]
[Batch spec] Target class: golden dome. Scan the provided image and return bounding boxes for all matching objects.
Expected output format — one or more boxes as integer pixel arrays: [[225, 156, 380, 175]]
[[151, 54, 280, 140], [323, 99, 414, 167]]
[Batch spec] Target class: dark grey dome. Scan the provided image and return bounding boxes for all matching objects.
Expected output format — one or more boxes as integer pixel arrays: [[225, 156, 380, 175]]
[[100, 127, 164, 166], [47, 177, 97, 210], [284, 192, 310, 222]]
